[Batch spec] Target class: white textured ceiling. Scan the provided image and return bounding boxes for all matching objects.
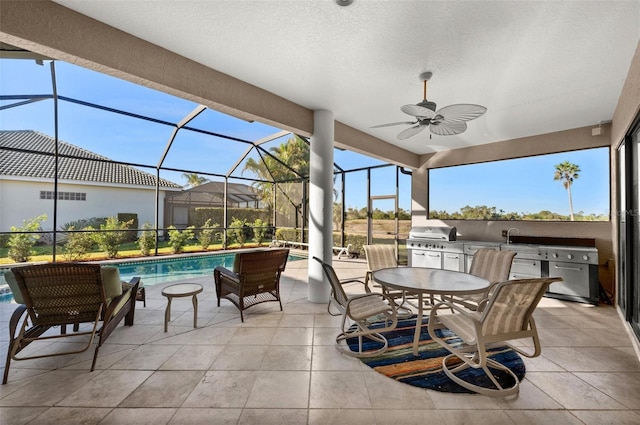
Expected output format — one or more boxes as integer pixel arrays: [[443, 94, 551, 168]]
[[55, 0, 639, 155]]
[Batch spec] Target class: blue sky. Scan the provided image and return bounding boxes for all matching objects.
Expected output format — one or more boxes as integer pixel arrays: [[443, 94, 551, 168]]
[[1, 59, 610, 217], [430, 149, 610, 217]]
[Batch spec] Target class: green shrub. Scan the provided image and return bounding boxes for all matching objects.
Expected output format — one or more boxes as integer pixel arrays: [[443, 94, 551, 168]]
[[7, 214, 48, 263], [252, 218, 269, 245], [93, 216, 133, 259], [197, 219, 219, 250], [167, 225, 195, 253], [117, 213, 139, 242], [62, 226, 96, 261], [137, 222, 156, 256], [228, 217, 251, 247]]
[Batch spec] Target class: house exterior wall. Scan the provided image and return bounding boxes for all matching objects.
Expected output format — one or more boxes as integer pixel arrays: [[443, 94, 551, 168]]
[[0, 178, 167, 233]]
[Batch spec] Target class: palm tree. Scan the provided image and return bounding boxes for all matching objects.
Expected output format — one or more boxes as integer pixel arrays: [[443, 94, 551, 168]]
[[243, 136, 309, 216], [182, 173, 209, 188], [554, 161, 580, 220]]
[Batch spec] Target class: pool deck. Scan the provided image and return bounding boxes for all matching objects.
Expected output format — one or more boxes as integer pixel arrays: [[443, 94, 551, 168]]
[[0, 257, 639, 424]]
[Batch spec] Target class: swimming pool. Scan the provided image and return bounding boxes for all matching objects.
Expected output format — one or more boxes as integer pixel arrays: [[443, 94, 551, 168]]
[[0, 251, 305, 303]]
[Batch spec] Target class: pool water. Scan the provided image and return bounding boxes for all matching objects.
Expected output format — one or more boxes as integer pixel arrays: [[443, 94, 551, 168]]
[[0, 252, 304, 303]]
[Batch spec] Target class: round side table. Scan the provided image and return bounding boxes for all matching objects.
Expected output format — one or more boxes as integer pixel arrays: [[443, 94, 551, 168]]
[[161, 283, 203, 332]]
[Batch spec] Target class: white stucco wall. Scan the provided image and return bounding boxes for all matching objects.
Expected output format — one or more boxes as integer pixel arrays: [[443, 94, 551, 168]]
[[0, 177, 171, 232]]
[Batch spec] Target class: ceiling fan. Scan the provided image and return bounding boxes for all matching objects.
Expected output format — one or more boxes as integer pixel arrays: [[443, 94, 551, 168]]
[[372, 72, 487, 139]]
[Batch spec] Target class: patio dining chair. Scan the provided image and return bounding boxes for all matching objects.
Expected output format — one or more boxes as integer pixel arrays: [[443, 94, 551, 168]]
[[3, 263, 140, 384], [453, 248, 517, 311], [363, 244, 413, 318], [428, 277, 562, 397], [313, 256, 398, 357]]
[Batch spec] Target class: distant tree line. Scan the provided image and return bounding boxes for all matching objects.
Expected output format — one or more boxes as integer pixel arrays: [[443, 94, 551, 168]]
[[429, 205, 607, 221]]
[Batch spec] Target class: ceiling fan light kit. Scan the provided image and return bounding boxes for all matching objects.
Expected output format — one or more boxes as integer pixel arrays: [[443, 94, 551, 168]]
[[372, 71, 486, 139]]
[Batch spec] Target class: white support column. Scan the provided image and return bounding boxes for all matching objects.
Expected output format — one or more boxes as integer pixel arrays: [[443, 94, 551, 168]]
[[308, 109, 334, 303]]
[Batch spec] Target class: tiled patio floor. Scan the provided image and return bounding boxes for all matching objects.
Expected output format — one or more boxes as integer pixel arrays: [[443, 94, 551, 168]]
[[1, 257, 639, 424]]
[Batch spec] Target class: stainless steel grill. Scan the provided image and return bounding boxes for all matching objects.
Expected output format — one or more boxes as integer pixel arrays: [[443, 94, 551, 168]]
[[406, 226, 464, 271]]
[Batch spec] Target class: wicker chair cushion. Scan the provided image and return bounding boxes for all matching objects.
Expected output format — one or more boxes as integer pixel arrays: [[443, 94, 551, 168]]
[[4, 270, 24, 304], [100, 266, 123, 304]]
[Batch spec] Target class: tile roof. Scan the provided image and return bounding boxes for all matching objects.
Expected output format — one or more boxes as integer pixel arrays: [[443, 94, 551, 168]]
[[0, 130, 181, 189]]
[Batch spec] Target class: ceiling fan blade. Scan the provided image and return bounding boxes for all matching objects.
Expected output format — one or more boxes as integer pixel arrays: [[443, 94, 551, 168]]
[[430, 121, 467, 136], [398, 124, 427, 140], [436, 104, 487, 123], [401, 104, 436, 119], [370, 121, 417, 128]]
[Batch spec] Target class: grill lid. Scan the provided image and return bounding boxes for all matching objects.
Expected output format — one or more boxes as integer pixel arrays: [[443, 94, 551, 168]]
[[409, 226, 457, 241]]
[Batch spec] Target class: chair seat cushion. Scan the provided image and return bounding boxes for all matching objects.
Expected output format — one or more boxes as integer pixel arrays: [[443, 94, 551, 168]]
[[3, 270, 24, 304], [438, 311, 481, 344], [349, 295, 393, 320], [100, 266, 124, 305]]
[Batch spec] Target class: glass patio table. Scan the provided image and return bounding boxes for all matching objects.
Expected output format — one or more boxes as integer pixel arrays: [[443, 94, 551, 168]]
[[373, 267, 490, 356]]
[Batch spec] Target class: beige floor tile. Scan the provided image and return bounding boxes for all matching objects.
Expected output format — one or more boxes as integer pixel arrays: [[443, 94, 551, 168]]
[[575, 347, 640, 372], [364, 368, 435, 410], [271, 326, 314, 345], [504, 410, 585, 425], [210, 345, 268, 370], [0, 407, 48, 425], [494, 379, 563, 409], [185, 325, 238, 345], [311, 345, 363, 371], [98, 407, 176, 425], [374, 409, 445, 425], [439, 409, 514, 425], [27, 407, 112, 425], [245, 371, 310, 408], [521, 352, 566, 372], [58, 370, 153, 407], [168, 408, 242, 425], [570, 409, 640, 425], [309, 371, 371, 409], [574, 372, 640, 409], [541, 347, 613, 371], [182, 370, 257, 408], [427, 390, 502, 410], [260, 345, 312, 370], [312, 327, 341, 345], [160, 344, 224, 370], [116, 343, 182, 370], [525, 371, 627, 410], [279, 314, 315, 328], [0, 369, 98, 406], [238, 408, 308, 425], [120, 370, 204, 407], [227, 327, 276, 345], [308, 408, 376, 425]]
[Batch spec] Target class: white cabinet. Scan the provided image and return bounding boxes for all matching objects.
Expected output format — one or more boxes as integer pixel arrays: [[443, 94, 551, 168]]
[[410, 250, 442, 269]]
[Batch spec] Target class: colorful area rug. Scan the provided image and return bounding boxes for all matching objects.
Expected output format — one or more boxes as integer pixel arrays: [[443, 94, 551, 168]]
[[346, 316, 525, 393]]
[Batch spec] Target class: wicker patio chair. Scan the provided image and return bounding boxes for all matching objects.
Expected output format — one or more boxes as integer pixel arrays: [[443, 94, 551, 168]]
[[428, 277, 561, 397], [214, 249, 289, 322], [3, 263, 140, 384], [313, 256, 398, 358]]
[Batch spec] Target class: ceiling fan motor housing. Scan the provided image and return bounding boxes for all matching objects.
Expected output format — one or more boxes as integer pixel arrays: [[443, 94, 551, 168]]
[[417, 100, 437, 112]]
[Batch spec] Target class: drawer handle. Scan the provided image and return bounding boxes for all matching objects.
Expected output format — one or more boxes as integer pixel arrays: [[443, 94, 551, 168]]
[[554, 264, 583, 271]]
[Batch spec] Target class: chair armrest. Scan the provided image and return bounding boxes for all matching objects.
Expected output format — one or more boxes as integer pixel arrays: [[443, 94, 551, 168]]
[[214, 266, 239, 282], [339, 278, 371, 293]]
